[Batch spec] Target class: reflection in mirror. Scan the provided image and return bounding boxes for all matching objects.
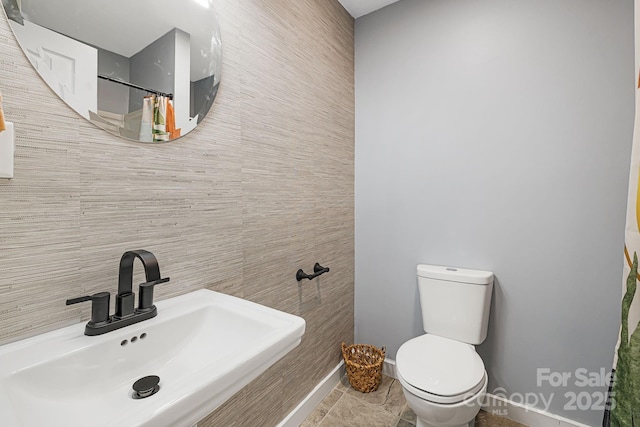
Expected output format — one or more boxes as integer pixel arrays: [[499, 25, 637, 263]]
[[1, 0, 222, 143]]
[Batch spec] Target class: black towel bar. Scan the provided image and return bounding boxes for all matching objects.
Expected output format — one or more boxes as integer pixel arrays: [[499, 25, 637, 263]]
[[296, 263, 330, 281]]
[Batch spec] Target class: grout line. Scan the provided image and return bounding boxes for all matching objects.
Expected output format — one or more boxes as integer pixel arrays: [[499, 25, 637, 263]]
[[339, 376, 405, 416], [323, 387, 345, 416], [316, 389, 346, 426], [381, 378, 394, 405]]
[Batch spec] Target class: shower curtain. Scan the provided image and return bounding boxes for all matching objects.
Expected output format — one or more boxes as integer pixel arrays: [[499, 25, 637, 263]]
[[138, 95, 178, 142], [604, 3, 640, 425], [152, 95, 170, 142], [139, 96, 154, 142]]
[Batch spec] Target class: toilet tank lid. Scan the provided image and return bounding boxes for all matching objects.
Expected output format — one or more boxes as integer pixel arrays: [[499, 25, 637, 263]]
[[417, 264, 493, 285]]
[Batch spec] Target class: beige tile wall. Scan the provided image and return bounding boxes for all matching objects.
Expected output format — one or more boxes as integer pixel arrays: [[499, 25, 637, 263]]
[[0, 0, 354, 424]]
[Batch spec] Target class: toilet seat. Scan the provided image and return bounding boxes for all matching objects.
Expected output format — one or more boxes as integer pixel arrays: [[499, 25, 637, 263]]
[[396, 334, 486, 404]]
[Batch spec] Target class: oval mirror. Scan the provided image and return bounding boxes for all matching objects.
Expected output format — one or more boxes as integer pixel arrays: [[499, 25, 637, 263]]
[[1, 0, 222, 143]]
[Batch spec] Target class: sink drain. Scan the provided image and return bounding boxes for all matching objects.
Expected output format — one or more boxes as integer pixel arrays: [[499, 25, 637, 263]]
[[132, 375, 160, 399]]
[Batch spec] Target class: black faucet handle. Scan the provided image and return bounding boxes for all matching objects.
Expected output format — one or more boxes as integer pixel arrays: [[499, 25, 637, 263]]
[[66, 292, 111, 326], [138, 277, 170, 312], [66, 295, 92, 305]]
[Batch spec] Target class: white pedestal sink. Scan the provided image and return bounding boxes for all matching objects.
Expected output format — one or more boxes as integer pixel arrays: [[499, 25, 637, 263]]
[[0, 289, 306, 427]]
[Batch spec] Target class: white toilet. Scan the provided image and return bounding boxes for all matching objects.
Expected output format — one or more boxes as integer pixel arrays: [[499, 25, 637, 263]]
[[395, 264, 493, 427]]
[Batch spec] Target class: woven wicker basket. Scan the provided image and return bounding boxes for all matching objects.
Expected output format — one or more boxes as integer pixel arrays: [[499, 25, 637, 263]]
[[341, 342, 386, 393]]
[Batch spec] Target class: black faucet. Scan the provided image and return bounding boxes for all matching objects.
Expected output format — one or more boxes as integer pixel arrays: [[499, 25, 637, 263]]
[[66, 249, 170, 336], [116, 250, 164, 318]]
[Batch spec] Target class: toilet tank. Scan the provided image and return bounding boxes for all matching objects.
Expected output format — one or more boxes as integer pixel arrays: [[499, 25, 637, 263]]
[[417, 264, 493, 345]]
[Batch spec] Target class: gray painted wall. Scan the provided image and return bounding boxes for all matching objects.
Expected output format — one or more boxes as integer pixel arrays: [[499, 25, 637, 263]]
[[129, 29, 176, 112], [354, 0, 633, 424], [97, 47, 130, 114], [191, 74, 217, 123]]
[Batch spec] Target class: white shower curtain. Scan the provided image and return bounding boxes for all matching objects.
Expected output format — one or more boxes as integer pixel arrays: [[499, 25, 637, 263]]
[[139, 95, 154, 142]]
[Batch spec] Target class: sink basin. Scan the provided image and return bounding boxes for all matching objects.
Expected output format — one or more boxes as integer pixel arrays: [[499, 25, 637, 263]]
[[0, 289, 306, 427]]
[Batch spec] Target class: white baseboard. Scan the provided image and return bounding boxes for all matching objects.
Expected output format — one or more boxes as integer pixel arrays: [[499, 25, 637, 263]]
[[277, 361, 345, 427], [383, 358, 396, 378], [277, 357, 591, 427], [482, 394, 591, 427], [384, 358, 589, 427]]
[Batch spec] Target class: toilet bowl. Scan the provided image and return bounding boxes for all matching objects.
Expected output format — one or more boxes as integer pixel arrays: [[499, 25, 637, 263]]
[[395, 265, 494, 427], [396, 334, 487, 427]]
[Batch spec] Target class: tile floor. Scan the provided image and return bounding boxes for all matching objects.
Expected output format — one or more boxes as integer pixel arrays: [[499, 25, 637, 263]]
[[301, 374, 528, 427]]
